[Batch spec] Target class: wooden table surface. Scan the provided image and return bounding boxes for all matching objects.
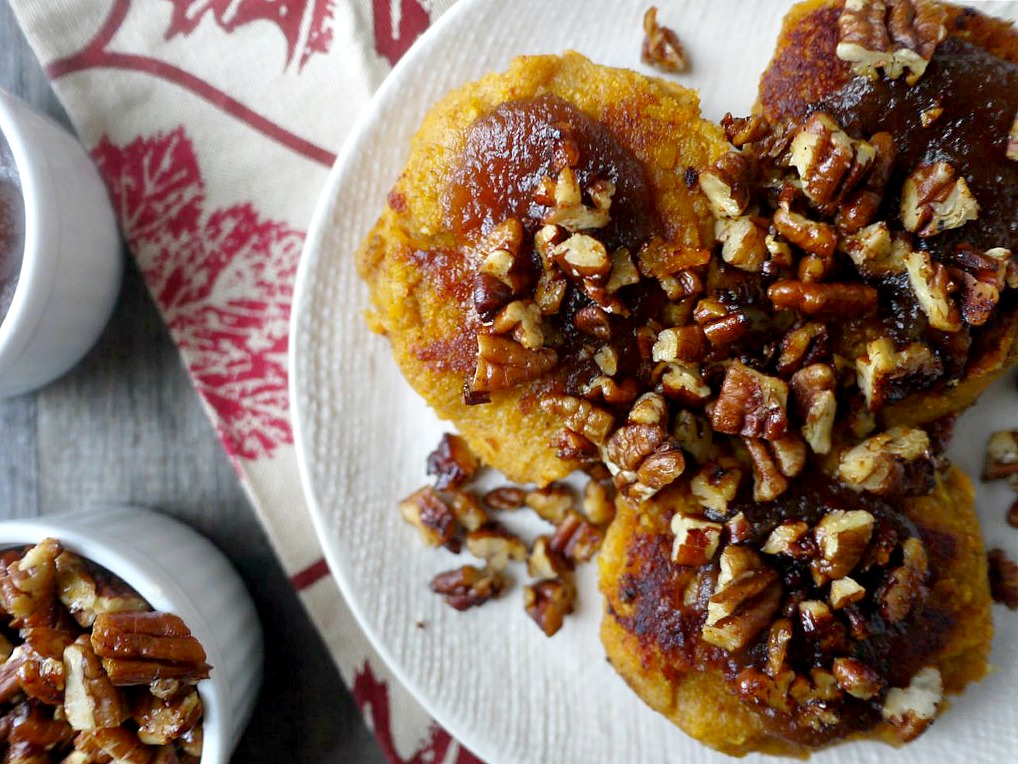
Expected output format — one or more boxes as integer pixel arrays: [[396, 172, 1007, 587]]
[[0, 3, 387, 761]]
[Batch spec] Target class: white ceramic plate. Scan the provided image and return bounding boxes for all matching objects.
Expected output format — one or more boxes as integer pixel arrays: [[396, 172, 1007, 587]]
[[291, 1, 1018, 761]]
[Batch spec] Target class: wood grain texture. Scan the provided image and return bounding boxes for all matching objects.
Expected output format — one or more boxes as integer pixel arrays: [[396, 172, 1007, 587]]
[[0, 1, 385, 761]]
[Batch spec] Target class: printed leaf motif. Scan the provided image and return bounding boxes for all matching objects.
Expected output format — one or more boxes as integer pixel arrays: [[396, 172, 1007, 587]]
[[372, 0, 430, 67], [353, 662, 485, 764], [164, 0, 336, 70], [94, 126, 301, 461]]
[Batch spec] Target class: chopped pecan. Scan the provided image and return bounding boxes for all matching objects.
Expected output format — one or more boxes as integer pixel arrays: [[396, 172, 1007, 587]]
[[690, 459, 744, 515], [55, 553, 149, 629], [855, 337, 942, 410], [572, 304, 611, 339], [829, 576, 866, 610], [901, 161, 979, 237], [552, 232, 611, 281], [548, 510, 604, 564], [0, 538, 62, 629], [812, 510, 875, 581], [605, 247, 641, 294], [791, 363, 837, 455], [983, 431, 1018, 481], [796, 601, 849, 657], [839, 222, 908, 277], [765, 618, 793, 677], [715, 216, 768, 272], [491, 300, 545, 350], [465, 525, 527, 571], [761, 521, 813, 558], [540, 394, 614, 446], [670, 515, 723, 567], [425, 434, 478, 491], [540, 168, 612, 231], [6, 700, 75, 762], [721, 113, 770, 147], [604, 394, 686, 501], [468, 335, 557, 397], [709, 361, 788, 441], [837, 0, 947, 84], [772, 207, 837, 259], [524, 484, 574, 524], [881, 666, 943, 741], [482, 486, 526, 512], [658, 362, 712, 406], [838, 426, 935, 496], [988, 548, 1018, 610], [745, 439, 789, 502], [651, 326, 707, 364], [534, 267, 567, 315], [768, 280, 878, 317], [527, 536, 569, 581], [702, 547, 781, 652], [789, 113, 875, 214], [904, 248, 962, 331], [446, 491, 488, 533], [473, 219, 528, 320], [430, 566, 507, 611], [179, 722, 202, 759], [920, 101, 943, 127], [399, 487, 459, 549], [523, 578, 576, 637], [836, 131, 896, 234], [672, 411, 718, 465], [701, 311, 750, 347], [833, 657, 883, 700], [581, 479, 615, 526], [593, 345, 618, 376], [699, 152, 751, 218], [62, 636, 126, 731], [641, 6, 688, 72], [777, 323, 829, 377], [90, 613, 210, 686], [878, 537, 929, 622], [133, 687, 201, 745], [1008, 110, 1018, 161]]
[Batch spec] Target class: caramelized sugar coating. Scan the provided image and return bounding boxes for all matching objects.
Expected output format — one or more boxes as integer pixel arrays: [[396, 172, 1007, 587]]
[[356, 53, 728, 485], [758, 0, 1018, 429], [599, 465, 991, 756]]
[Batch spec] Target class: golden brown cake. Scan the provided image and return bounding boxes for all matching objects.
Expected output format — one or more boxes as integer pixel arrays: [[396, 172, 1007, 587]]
[[356, 52, 729, 486], [599, 465, 992, 756], [757, 0, 1018, 429]]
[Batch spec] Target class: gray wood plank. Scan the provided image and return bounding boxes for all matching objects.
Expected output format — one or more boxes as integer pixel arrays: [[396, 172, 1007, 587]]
[[0, 395, 37, 517]]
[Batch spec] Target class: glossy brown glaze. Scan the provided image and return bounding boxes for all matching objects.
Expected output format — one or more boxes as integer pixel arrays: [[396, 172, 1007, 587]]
[[443, 94, 660, 250]]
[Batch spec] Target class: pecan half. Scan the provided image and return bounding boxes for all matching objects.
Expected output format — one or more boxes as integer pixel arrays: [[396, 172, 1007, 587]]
[[789, 113, 875, 215], [541, 393, 614, 446], [901, 161, 979, 237], [468, 335, 557, 397], [90, 613, 210, 686], [837, 0, 947, 84]]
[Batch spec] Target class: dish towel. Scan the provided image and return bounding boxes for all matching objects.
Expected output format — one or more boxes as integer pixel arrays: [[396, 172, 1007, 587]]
[[5, 1, 479, 761]]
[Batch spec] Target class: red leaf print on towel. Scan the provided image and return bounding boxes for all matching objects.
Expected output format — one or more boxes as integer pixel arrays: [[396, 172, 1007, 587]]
[[353, 662, 485, 764], [94, 127, 301, 462], [164, 0, 336, 70], [372, 0, 430, 67]]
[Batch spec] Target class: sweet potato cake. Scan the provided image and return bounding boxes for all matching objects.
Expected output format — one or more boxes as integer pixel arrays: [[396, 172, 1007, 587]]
[[356, 53, 729, 486], [755, 0, 1018, 428], [600, 464, 991, 756]]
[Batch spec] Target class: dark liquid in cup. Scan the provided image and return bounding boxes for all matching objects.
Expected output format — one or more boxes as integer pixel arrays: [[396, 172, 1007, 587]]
[[0, 129, 24, 327]]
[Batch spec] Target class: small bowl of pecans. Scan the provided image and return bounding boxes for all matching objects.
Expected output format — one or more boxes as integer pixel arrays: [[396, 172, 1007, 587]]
[[0, 507, 262, 763]]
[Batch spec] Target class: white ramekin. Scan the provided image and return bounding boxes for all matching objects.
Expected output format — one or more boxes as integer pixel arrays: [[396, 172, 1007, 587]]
[[0, 89, 122, 399], [0, 507, 263, 763]]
